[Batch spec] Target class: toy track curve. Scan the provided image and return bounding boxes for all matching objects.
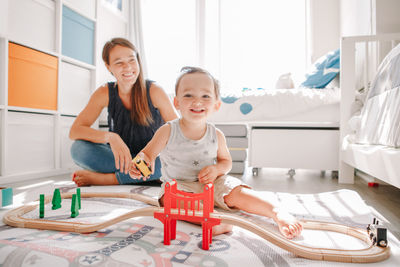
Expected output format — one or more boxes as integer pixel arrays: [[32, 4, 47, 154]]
[[3, 192, 390, 263]]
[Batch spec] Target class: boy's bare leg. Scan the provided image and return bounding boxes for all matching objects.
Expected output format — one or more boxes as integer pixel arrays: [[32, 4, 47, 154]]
[[159, 196, 233, 235], [72, 170, 119, 186], [224, 186, 302, 239], [211, 223, 233, 235]]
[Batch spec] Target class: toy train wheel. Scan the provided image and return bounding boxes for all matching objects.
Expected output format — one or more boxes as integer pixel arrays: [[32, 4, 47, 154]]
[[252, 167, 259, 176], [288, 169, 296, 178]]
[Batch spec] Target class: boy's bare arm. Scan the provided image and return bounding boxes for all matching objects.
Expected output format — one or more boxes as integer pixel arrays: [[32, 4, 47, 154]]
[[198, 129, 232, 183], [215, 129, 233, 174], [129, 123, 171, 179]]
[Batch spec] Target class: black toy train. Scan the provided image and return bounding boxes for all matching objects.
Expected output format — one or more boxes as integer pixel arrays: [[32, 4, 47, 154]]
[[367, 217, 387, 247]]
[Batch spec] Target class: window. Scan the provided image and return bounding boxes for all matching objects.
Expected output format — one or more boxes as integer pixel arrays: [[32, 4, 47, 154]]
[[102, 0, 122, 12], [142, 0, 307, 95], [141, 0, 197, 93]]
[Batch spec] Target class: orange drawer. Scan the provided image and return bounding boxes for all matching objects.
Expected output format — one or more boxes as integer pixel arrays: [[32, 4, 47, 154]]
[[8, 42, 58, 110]]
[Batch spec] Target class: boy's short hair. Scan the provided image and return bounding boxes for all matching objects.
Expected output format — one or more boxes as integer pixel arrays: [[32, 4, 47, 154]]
[[175, 66, 220, 99]]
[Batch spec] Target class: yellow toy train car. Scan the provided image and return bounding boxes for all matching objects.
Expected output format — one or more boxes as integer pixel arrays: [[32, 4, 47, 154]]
[[132, 155, 152, 178]]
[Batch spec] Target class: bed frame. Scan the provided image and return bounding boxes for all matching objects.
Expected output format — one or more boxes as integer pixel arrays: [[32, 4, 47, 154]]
[[339, 33, 400, 188]]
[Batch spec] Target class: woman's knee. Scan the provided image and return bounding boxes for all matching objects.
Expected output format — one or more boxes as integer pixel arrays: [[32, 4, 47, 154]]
[[70, 140, 92, 163], [70, 140, 114, 171]]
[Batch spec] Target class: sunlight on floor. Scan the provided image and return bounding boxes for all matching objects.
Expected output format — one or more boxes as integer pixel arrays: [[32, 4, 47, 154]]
[[16, 180, 55, 190], [54, 180, 75, 186], [299, 229, 367, 249], [12, 191, 27, 207]]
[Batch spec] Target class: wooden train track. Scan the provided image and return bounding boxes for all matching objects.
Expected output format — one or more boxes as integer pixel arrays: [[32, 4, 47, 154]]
[[3, 192, 390, 263]]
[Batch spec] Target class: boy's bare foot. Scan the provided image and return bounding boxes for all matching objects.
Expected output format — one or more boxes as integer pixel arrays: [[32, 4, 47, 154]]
[[212, 223, 233, 235], [274, 210, 303, 239], [72, 170, 118, 186]]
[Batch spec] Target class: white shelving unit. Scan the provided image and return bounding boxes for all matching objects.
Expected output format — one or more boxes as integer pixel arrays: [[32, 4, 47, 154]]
[[0, 0, 130, 184]]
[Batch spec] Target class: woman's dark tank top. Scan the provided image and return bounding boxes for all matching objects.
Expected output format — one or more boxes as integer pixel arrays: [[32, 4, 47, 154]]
[[107, 80, 164, 155]]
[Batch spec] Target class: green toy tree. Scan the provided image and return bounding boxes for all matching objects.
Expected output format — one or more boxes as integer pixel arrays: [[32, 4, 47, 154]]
[[76, 188, 81, 209], [52, 188, 61, 210], [39, 194, 45, 218], [71, 194, 79, 218]]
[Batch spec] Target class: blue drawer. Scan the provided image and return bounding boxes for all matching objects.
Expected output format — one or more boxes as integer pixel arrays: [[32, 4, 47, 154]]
[[62, 5, 94, 65]]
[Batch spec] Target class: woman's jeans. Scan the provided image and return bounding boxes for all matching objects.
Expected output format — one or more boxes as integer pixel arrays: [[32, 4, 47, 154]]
[[70, 140, 161, 184]]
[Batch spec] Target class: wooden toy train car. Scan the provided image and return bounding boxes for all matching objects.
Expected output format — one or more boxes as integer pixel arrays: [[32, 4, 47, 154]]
[[132, 155, 152, 177]]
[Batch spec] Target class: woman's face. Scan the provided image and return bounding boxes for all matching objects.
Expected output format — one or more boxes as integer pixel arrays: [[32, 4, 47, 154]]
[[106, 45, 140, 86]]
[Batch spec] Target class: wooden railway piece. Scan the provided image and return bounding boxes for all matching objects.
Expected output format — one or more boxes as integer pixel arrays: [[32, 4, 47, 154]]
[[213, 213, 390, 263], [3, 192, 390, 263], [3, 192, 159, 233]]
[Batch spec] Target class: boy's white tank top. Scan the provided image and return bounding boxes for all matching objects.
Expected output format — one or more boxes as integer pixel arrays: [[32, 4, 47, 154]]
[[160, 119, 218, 182]]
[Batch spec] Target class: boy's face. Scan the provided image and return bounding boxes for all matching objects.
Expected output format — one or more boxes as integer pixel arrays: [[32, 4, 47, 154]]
[[174, 73, 221, 121]]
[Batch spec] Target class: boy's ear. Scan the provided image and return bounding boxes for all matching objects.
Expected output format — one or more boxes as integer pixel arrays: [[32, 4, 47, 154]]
[[214, 99, 222, 111], [173, 97, 180, 110]]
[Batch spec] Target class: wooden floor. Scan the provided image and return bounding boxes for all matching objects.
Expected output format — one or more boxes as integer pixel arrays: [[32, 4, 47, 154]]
[[7, 167, 400, 240]]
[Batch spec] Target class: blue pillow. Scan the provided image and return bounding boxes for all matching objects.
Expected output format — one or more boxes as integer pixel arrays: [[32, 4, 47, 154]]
[[301, 49, 340, 88]]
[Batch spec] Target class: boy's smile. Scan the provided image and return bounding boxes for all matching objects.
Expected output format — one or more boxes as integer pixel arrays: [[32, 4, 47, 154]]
[[190, 108, 205, 113]]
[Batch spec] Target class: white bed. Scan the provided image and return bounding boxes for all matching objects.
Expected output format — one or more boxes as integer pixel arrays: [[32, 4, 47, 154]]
[[339, 33, 400, 188], [210, 87, 341, 177]]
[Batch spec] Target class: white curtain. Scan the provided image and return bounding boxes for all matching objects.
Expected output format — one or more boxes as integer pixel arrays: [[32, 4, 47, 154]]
[[129, 0, 148, 78]]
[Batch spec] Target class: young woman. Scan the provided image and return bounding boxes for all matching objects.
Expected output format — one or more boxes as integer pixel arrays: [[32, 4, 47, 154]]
[[69, 38, 178, 186]]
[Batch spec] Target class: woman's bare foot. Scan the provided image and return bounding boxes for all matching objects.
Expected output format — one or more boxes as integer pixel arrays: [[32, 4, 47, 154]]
[[274, 210, 303, 239], [72, 170, 119, 186], [212, 223, 233, 235]]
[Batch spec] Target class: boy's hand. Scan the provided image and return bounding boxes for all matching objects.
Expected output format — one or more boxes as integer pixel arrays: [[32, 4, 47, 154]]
[[129, 152, 153, 180], [198, 165, 219, 184]]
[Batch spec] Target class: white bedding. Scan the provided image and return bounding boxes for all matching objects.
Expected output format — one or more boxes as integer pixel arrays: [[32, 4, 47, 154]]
[[210, 88, 340, 123], [354, 43, 400, 148]]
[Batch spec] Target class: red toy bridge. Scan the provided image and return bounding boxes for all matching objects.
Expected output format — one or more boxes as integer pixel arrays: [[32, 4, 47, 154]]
[[154, 180, 221, 250]]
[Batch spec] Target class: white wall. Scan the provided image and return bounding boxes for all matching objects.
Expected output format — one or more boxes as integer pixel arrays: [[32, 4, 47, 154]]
[[309, 0, 340, 63], [340, 0, 400, 36], [340, 0, 372, 36], [310, 0, 400, 64], [96, 1, 129, 88], [0, 1, 8, 36], [96, 0, 130, 124], [375, 0, 400, 34]]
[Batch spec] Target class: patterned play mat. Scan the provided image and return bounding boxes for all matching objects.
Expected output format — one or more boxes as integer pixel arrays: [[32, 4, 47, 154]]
[[0, 184, 399, 266]]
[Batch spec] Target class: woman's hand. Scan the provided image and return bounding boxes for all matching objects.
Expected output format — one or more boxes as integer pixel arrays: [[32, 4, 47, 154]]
[[198, 165, 219, 184], [106, 132, 132, 174]]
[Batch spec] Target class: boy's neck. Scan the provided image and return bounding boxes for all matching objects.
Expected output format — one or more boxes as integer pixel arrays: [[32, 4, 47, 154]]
[[179, 118, 207, 141]]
